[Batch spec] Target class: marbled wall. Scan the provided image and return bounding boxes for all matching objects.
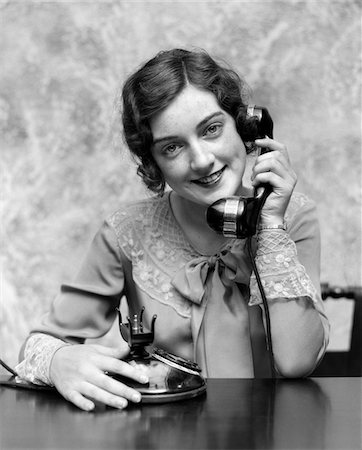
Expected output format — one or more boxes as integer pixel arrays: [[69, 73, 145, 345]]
[[1, 0, 361, 367]]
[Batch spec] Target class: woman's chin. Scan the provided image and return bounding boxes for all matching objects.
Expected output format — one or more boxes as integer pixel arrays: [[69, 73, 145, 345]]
[[174, 181, 248, 209]]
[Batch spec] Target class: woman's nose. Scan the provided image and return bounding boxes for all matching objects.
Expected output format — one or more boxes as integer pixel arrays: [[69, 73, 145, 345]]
[[189, 142, 215, 172]]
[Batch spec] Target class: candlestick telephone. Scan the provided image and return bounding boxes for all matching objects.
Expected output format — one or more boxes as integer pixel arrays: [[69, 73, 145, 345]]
[[206, 105, 277, 378]]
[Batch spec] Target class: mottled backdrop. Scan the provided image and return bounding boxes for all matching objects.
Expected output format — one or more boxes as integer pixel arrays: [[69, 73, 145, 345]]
[[1, 0, 361, 368]]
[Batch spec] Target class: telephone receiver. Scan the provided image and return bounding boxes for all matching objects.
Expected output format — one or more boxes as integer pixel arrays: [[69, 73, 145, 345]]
[[206, 105, 274, 239]]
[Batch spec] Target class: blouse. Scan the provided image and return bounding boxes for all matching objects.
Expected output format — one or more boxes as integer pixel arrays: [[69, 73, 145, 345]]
[[16, 191, 329, 384]]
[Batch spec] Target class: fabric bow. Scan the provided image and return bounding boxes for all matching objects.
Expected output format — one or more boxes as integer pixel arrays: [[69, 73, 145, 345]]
[[171, 238, 260, 378], [171, 239, 254, 305]]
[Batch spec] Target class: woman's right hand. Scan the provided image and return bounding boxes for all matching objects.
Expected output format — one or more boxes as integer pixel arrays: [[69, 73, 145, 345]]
[[49, 343, 149, 411]]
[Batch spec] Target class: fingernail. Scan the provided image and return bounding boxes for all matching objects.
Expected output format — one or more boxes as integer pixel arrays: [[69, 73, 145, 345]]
[[117, 399, 128, 409], [139, 374, 149, 383], [132, 392, 142, 403]]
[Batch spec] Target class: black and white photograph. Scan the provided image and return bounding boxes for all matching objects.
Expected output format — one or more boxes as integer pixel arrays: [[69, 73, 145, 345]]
[[0, 1, 361, 449]]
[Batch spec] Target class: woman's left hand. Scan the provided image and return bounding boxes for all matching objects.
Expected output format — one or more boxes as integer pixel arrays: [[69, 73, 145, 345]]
[[251, 137, 297, 225]]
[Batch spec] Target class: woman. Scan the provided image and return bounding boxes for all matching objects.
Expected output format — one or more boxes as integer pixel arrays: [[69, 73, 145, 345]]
[[16, 49, 329, 411]]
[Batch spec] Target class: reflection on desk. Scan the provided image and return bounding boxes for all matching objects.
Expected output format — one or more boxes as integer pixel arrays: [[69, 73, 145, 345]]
[[0, 377, 361, 450]]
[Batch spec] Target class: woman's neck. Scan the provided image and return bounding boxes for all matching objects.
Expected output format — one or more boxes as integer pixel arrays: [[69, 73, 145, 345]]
[[169, 191, 230, 255]]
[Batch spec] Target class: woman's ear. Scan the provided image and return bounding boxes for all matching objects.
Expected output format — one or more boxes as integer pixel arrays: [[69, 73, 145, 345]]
[[244, 141, 258, 155]]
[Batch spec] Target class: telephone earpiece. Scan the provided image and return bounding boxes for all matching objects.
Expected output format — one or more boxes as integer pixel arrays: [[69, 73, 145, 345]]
[[206, 105, 273, 239], [246, 105, 273, 140]]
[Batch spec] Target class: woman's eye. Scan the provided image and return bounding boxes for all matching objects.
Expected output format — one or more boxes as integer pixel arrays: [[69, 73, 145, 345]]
[[204, 123, 222, 136], [162, 143, 181, 155]]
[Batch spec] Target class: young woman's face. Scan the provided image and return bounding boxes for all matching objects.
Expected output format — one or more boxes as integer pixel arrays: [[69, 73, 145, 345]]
[[150, 84, 247, 207]]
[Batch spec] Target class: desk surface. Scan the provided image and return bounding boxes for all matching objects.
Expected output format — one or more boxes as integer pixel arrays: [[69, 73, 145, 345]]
[[0, 377, 361, 450]]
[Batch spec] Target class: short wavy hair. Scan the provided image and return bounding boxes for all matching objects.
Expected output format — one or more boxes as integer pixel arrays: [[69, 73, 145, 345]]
[[121, 48, 260, 195]]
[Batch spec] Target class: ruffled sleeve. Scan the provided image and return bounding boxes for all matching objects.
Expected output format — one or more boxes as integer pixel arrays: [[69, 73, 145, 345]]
[[250, 194, 322, 305], [16, 334, 70, 386]]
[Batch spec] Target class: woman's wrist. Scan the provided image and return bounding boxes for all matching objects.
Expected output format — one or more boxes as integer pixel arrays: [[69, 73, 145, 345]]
[[257, 215, 286, 231], [257, 221, 286, 231]]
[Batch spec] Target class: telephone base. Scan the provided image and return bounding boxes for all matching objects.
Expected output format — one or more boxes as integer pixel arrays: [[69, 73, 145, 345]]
[[110, 348, 207, 403]]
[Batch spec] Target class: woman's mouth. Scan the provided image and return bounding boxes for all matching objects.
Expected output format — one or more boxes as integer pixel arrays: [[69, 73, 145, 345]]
[[192, 166, 226, 186]]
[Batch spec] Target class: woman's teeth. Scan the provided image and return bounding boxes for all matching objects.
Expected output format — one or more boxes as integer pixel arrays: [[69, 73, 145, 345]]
[[194, 167, 224, 185]]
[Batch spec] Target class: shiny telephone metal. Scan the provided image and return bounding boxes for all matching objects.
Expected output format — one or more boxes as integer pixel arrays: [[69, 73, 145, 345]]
[[206, 105, 274, 239], [110, 307, 206, 403]]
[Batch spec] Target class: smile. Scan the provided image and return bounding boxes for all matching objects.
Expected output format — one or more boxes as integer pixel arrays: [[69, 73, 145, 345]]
[[192, 166, 226, 186]]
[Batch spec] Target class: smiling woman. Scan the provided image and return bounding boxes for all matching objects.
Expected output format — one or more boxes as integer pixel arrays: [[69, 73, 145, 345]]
[[15, 48, 329, 412], [150, 86, 247, 210]]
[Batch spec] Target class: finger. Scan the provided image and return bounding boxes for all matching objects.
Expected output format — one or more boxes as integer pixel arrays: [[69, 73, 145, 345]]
[[256, 150, 290, 171], [252, 156, 293, 187], [255, 137, 285, 151], [252, 170, 296, 192], [253, 155, 286, 178], [80, 381, 131, 409], [255, 138, 291, 160], [252, 171, 283, 189], [95, 372, 143, 403], [63, 388, 96, 412], [101, 357, 149, 384]]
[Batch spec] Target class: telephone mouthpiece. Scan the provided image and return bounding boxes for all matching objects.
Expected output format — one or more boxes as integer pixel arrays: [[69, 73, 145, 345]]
[[206, 197, 244, 238], [206, 199, 226, 234]]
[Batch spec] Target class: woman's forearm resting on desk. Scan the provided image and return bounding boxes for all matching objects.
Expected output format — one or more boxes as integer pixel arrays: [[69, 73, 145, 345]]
[[250, 228, 329, 377]]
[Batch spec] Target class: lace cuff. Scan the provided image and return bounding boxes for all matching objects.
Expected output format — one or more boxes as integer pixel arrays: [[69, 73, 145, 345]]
[[15, 334, 70, 386], [249, 229, 318, 306]]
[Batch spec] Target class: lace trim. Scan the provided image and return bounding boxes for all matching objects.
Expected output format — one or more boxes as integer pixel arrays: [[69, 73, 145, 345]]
[[108, 196, 196, 318], [15, 334, 70, 386], [108, 192, 316, 313], [249, 229, 318, 305]]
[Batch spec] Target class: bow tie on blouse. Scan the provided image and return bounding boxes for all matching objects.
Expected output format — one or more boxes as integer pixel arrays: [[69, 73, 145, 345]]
[[171, 239, 260, 378], [171, 239, 253, 305]]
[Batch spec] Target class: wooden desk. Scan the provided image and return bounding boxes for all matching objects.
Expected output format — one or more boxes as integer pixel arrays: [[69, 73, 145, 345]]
[[0, 377, 361, 450]]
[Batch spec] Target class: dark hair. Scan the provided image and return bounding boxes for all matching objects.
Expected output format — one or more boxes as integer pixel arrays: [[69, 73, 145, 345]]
[[121, 48, 259, 195]]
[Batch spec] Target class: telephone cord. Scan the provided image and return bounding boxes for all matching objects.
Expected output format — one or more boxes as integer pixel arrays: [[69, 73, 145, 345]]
[[247, 236, 276, 378]]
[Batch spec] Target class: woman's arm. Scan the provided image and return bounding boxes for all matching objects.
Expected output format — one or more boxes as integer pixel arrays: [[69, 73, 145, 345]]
[[250, 198, 329, 377], [17, 220, 148, 410], [249, 137, 329, 377]]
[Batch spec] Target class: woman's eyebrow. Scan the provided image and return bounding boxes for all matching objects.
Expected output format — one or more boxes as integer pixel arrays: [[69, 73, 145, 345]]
[[152, 135, 179, 146], [196, 111, 225, 131]]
